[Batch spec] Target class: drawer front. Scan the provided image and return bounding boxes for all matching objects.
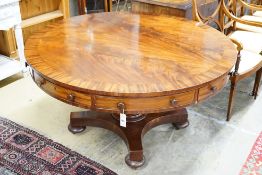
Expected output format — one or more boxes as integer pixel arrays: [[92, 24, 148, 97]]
[[131, 2, 186, 17], [94, 90, 195, 113], [31, 69, 228, 113], [33, 71, 92, 108], [198, 75, 228, 101]]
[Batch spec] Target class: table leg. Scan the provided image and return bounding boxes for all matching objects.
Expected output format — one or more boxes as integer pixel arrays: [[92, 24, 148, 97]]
[[68, 108, 189, 168]]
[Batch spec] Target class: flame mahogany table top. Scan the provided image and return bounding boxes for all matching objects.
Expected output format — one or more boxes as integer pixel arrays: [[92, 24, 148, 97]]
[[25, 12, 237, 98]]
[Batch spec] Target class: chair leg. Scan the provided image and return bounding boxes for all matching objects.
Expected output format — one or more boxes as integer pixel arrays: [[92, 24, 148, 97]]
[[226, 81, 237, 121], [252, 69, 262, 100]]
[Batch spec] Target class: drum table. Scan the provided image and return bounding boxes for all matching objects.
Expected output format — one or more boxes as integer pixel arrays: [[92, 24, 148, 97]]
[[25, 12, 237, 168]]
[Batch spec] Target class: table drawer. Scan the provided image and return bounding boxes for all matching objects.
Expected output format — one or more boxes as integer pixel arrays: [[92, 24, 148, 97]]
[[198, 76, 228, 101], [33, 71, 92, 108], [94, 90, 195, 113]]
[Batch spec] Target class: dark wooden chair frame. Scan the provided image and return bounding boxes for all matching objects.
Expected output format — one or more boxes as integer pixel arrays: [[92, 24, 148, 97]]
[[77, 0, 111, 15]]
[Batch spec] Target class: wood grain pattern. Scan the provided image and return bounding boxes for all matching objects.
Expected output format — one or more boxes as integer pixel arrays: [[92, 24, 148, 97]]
[[131, 0, 218, 19], [32, 69, 92, 108], [22, 18, 63, 42], [131, 0, 191, 9], [59, 0, 70, 18], [19, 0, 61, 20], [77, 0, 86, 15], [198, 75, 228, 101], [31, 67, 228, 113], [25, 12, 237, 99], [131, 1, 187, 17], [94, 90, 195, 113], [0, 29, 17, 58]]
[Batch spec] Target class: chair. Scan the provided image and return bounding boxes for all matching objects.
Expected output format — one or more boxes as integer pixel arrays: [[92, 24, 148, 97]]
[[77, 0, 129, 13], [77, 0, 111, 14], [192, 0, 262, 121], [240, 0, 262, 17], [233, 0, 262, 33], [78, 0, 87, 15], [221, 0, 262, 54], [222, 0, 262, 103]]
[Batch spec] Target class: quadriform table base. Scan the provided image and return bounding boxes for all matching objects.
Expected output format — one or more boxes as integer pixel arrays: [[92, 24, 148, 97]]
[[68, 108, 189, 168]]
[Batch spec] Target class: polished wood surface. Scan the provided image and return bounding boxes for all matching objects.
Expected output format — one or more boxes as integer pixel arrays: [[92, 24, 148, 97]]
[[131, 1, 188, 17], [25, 12, 237, 97], [132, 0, 192, 10], [31, 68, 227, 114], [0, 30, 17, 58], [78, 0, 87, 15], [131, 0, 218, 19]]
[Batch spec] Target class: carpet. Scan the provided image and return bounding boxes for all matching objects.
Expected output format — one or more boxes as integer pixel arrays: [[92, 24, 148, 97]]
[[240, 132, 262, 175], [0, 117, 117, 175]]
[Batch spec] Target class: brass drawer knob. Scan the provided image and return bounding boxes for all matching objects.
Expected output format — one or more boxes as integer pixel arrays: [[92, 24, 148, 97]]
[[117, 102, 125, 113], [67, 94, 75, 102], [36, 79, 45, 87], [170, 99, 177, 106], [210, 86, 217, 92]]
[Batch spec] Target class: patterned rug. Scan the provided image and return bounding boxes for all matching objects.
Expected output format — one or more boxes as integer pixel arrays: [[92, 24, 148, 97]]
[[0, 117, 117, 175], [240, 132, 262, 175]]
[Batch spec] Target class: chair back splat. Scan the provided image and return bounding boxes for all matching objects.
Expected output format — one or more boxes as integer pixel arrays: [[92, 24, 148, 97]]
[[192, 0, 224, 32], [192, 0, 262, 33]]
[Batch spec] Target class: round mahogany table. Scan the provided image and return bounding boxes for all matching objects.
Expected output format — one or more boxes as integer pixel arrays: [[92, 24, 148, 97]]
[[25, 12, 237, 168]]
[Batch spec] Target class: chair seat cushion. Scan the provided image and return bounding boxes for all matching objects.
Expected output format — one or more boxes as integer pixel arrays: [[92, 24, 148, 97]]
[[232, 50, 262, 74], [229, 31, 262, 54], [253, 11, 262, 17], [236, 15, 262, 33]]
